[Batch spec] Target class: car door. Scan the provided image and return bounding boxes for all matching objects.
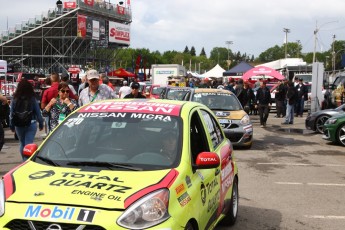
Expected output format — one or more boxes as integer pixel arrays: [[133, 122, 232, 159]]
[[189, 107, 223, 229], [199, 109, 234, 224]]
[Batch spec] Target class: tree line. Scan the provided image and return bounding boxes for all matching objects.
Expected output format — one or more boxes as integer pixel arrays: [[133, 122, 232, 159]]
[[93, 40, 345, 73]]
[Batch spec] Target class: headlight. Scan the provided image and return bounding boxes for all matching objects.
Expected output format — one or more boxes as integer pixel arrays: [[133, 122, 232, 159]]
[[240, 114, 251, 125], [0, 180, 4, 216], [326, 118, 337, 125], [117, 189, 170, 229]]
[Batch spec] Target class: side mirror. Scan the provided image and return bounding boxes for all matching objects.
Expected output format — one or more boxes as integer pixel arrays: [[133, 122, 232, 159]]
[[194, 152, 220, 169], [23, 144, 38, 157]]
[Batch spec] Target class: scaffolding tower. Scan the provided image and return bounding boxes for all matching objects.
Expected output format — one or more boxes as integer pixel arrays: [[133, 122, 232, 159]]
[[0, 0, 132, 74]]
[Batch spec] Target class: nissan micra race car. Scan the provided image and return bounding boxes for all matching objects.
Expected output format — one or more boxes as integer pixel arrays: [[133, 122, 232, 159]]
[[185, 88, 253, 149], [0, 99, 239, 230]]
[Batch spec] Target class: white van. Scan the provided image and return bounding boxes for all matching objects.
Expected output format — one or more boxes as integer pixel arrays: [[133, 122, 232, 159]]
[[292, 73, 312, 84]]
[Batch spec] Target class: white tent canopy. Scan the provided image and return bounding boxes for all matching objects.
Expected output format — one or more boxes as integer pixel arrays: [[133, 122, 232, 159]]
[[200, 64, 225, 78]]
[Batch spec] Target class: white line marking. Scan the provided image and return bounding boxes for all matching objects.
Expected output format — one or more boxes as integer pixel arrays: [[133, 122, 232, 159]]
[[305, 215, 345, 220], [275, 182, 303, 185], [307, 183, 345, 187], [275, 182, 345, 187], [257, 163, 345, 167]]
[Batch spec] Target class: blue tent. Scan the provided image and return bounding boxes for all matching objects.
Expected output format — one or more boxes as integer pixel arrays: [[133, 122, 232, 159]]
[[223, 61, 254, 76]]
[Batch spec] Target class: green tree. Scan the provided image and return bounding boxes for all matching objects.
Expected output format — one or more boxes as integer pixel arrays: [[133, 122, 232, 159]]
[[183, 46, 189, 54], [200, 47, 207, 57], [190, 46, 196, 56]]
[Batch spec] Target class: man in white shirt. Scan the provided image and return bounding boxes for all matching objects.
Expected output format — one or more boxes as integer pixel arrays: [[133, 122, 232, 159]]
[[119, 81, 132, 98]]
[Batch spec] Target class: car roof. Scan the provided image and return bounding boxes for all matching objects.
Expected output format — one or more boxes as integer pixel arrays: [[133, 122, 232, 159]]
[[193, 88, 234, 95], [77, 99, 205, 117]]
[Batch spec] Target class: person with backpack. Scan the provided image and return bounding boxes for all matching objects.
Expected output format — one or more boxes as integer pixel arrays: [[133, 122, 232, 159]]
[[9, 79, 44, 161]]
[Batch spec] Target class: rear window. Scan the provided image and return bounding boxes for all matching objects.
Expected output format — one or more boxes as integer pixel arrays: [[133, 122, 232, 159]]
[[192, 92, 242, 111]]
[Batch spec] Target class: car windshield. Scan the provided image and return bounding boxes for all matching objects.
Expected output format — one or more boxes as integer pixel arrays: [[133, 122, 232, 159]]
[[166, 89, 190, 100], [192, 92, 242, 111], [34, 112, 182, 170], [152, 87, 164, 95]]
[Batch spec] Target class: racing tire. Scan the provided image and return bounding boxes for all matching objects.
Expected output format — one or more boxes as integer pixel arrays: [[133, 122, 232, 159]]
[[315, 115, 330, 134], [220, 178, 238, 226], [336, 123, 345, 147], [184, 222, 195, 230]]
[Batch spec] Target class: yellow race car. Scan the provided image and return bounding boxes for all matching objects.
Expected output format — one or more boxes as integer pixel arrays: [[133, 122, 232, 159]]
[[0, 99, 239, 229]]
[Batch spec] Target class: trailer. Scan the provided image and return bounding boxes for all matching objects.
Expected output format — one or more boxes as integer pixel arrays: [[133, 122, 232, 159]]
[[151, 64, 186, 86]]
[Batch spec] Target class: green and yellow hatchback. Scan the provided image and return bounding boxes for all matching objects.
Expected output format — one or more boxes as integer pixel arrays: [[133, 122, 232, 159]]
[[0, 99, 239, 229]]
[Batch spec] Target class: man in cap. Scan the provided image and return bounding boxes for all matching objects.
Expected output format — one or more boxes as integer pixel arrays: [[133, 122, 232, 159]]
[[124, 82, 146, 98], [79, 69, 115, 106], [119, 80, 132, 98]]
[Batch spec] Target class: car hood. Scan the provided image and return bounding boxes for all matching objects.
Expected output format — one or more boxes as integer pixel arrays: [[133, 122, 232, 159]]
[[6, 162, 172, 209], [311, 108, 342, 117], [212, 110, 247, 119]]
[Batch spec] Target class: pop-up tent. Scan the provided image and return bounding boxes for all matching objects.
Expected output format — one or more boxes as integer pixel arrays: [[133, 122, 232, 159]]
[[242, 66, 285, 81], [200, 64, 225, 78], [108, 68, 136, 77]]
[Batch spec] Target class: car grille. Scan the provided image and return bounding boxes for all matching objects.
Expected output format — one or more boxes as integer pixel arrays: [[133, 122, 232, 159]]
[[227, 133, 244, 143], [5, 219, 106, 230]]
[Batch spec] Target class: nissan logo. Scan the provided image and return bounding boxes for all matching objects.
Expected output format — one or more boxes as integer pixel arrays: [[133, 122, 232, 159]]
[[46, 224, 62, 230]]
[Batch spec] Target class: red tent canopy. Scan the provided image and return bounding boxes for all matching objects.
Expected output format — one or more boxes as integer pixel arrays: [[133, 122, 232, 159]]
[[242, 66, 285, 81], [108, 68, 136, 77]]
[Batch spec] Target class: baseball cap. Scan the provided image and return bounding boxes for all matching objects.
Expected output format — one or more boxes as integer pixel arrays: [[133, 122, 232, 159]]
[[131, 82, 140, 89], [123, 80, 128, 85], [87, 69, 99, 80]]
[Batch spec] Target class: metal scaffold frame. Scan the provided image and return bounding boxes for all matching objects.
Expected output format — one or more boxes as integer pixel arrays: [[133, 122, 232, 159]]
[[0, 0, 132, 74]]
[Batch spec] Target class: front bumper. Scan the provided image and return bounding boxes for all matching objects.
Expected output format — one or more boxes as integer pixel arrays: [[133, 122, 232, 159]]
[[305, 115, 317, 131], [222, 124, 253, 147], [322, 124, 337, 142]]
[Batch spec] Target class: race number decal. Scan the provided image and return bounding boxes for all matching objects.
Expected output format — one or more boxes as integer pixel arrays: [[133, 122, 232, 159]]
[[77, 209, 96, 222]]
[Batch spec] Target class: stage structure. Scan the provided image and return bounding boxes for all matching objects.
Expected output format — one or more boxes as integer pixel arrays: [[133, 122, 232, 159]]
[[0, 0, 132, 74]]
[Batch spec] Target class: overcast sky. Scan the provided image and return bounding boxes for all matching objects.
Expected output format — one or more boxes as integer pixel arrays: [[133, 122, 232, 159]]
[[1, 0, 345, 57]]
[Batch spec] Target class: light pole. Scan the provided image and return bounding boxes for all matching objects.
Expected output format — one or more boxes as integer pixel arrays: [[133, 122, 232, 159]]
[[332, 34, 336, 74], [283, 28, 290, 59], [296, 40, 301, 58], [225, 41, 233, 70], [313, 20, 338, 63], [198, 62, 203, 74]]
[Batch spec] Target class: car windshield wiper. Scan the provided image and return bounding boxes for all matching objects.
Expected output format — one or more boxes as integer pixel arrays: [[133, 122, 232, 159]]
[[67, 161, 143, 171], [36, 156, 60, 166]]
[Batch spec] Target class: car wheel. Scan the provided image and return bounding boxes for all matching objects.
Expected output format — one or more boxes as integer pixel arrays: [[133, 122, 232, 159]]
[[220, 178, 238, 226], [336, 123, 345, 147], [184, 222, 195, 230], [316, 115, 330, 134]]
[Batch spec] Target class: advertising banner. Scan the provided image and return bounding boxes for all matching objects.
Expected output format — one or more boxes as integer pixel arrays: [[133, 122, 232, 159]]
[[84, 0, 94, 6], [99, 20, 106, 40], [109, 21, 130, 45], [0, 60, 7, 73], [92, 20, 100, 40], [86, 17, 93, 39], [77, 14, 87, 38], [64, 1, 77, 9]]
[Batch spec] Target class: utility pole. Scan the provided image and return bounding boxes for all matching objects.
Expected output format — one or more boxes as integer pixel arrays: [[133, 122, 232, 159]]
[[332, 34, 336, 74], [313, 20, 338, 63], [283, 28, 290, 59], [296, 40, 301, 58]]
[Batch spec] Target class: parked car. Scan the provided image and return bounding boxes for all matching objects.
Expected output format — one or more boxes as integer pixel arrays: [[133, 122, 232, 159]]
[[145, 84, 164, 99], [305, 104, 345, 133], [160, 86, 191, 100], [0, 99, 239, 229], [322, 113, 345, 146], [185, 88, 253, 149]]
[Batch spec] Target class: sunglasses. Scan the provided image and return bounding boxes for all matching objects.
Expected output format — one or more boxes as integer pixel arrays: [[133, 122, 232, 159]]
[[60, 90, 70, 93]]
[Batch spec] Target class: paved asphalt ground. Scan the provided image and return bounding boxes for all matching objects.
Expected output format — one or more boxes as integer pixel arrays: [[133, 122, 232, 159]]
[[1, 114, 345, 230]]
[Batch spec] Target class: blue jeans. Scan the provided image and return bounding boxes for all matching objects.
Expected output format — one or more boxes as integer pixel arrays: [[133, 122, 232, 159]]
[[15, 121, 37, 161], [285, 103, 295, 123], [295, 98, 305, 116]]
